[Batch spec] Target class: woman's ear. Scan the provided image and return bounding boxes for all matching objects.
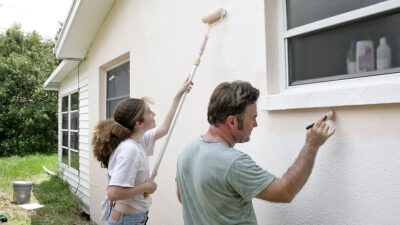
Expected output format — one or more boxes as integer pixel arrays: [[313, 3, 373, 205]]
[[135, 121, 144, 129]]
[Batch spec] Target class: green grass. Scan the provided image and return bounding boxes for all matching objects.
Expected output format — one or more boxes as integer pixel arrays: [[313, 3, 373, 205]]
[[0, 153, 91, 225]]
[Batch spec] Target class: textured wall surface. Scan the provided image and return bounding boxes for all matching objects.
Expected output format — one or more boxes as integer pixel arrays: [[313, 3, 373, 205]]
[[249, 105, 400, 225]]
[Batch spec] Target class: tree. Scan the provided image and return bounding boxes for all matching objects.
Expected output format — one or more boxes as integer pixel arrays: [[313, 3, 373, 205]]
[[0, 25, 59, 156]]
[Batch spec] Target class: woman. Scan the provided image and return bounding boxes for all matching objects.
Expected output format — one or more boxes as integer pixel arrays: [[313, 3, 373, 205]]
[[92, 79, 193, 224]]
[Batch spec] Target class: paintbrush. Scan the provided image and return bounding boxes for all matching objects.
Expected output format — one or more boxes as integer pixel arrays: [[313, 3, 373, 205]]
[[306, 110, 334, 130]]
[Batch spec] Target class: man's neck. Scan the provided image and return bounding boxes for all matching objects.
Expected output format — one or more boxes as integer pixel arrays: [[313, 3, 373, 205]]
[[203, 125, 235, 147]]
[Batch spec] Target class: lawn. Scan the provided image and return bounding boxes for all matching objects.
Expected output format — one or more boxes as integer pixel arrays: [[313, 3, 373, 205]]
[[0, 153, 91, 225]]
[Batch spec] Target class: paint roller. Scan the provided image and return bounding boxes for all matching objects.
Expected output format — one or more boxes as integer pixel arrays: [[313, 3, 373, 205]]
[[306, 109, 335, 130], [144, 8, 227, 197], [202, 8, 226, 24]]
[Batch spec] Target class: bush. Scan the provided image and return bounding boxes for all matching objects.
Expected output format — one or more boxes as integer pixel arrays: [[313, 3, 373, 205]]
[[0, 25, 59, 156]]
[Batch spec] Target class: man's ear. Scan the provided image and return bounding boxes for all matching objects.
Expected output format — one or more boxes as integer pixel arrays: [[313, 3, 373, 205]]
[[226, 115, 236, 129]]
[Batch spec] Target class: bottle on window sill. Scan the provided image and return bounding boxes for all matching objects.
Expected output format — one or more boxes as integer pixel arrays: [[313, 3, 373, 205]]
[[356, 40, 374, 73], [346, 40, 357, 74], [376, 37, 391, 70]]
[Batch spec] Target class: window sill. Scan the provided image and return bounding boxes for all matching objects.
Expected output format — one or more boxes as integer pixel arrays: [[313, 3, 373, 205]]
[[260, 73, 400, 111], [59, 163, 79, 175]]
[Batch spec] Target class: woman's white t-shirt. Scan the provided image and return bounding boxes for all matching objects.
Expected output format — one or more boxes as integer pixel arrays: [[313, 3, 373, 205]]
[[105, 128, 156, 213]]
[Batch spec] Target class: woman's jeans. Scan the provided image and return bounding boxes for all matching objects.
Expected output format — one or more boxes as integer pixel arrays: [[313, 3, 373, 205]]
[[107, 208, 148, 225]]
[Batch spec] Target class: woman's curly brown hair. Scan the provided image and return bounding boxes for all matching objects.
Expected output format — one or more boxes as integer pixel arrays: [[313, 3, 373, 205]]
[[92, 98, 146, 168]]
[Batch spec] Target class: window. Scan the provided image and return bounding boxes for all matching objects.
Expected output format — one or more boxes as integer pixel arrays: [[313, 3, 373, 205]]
[[262, 0, 400, 110], [284, 0, 400, 85], [61, 92, 79, 170], [106, 61, 130, 118]]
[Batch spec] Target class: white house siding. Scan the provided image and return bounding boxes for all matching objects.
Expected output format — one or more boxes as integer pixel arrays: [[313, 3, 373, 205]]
[[58, 61, 90, 210]]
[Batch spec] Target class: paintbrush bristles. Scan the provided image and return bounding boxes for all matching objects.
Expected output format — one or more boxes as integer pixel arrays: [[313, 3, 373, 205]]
[[326, 109, 335, 120], [305, 109, 335, 130]]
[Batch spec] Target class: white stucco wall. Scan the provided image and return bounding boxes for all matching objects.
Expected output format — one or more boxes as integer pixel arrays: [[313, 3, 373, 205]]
[[87, 0, 267, 224], [83, 0, 400, 224], [249, 105, 400, 224]]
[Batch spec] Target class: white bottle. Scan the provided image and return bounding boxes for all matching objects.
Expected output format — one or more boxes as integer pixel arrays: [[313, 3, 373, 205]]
[[376, 37, 391, 70]]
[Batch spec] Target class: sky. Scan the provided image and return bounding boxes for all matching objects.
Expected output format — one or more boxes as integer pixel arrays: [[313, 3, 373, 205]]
[[0, 0, 73, 39]]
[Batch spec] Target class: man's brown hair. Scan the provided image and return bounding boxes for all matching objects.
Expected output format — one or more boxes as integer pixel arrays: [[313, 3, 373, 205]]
[[207, 81, 259, 126]]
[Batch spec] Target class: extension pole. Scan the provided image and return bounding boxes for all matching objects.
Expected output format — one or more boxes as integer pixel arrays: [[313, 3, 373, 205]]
[[144, 8, 226, 197], [151, 54, 200, 175]]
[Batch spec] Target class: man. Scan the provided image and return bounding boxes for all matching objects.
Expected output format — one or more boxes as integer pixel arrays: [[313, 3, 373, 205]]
[[175, 81, 335, 225]]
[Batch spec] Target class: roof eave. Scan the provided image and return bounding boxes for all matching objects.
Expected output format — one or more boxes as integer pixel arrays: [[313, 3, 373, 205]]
[[53, 0, 115, 60], [43, 60, 81, 90], [44, 0, 115, 90]]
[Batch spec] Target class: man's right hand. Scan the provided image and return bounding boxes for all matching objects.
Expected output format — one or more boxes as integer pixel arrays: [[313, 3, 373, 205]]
[[305, 116, 336, 152], [256, 116, 335, 203]]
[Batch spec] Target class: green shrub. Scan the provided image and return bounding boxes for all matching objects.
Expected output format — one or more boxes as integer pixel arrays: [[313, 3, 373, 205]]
[[0, 25, 59, 156]]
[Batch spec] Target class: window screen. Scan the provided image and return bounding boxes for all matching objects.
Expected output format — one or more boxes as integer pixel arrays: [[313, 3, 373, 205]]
[[288, 8, 400, 85], [106, 61, 130, 118]]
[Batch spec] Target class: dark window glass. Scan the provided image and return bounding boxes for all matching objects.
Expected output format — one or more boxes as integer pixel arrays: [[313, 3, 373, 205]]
[[107, 62, 130, 99], [62, 114, 68, 129], [71, 93, 79, 110], [106, 61, 130, 118], [62, 131, 68, 147], [70, 131, 79, 150], [62, 148, 68, 165], [107, 99, 127, 119], [70, 112, 78, 130], [70, 151, 79, 170], [286, 0, 387, 29], [62, 96, 68, 112], [288, 10, 400, 85]]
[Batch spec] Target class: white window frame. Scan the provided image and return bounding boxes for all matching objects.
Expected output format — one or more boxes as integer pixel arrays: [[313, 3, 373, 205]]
[[60, 91, 79, 172], [261, 0, 400, 111]]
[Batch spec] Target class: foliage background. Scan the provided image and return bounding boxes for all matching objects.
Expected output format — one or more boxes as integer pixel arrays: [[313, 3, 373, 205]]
[[0, 25, 59, 156]]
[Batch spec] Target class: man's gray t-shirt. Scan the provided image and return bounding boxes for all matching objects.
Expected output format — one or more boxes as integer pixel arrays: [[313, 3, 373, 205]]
[[176, 137, 275, 225]]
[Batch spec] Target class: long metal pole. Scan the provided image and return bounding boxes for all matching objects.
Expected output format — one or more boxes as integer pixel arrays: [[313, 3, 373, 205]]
[[151, 30, 210, 176], [151, 65, 198, 175], [144, 16, 224, 197]]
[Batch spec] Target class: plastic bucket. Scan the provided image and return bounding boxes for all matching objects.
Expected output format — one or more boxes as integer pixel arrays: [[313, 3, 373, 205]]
[[13, 181, 33, 204]]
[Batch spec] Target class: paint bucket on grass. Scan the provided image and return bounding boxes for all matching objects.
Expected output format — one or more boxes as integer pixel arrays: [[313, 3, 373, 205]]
[[13, 181, 32, 204]]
